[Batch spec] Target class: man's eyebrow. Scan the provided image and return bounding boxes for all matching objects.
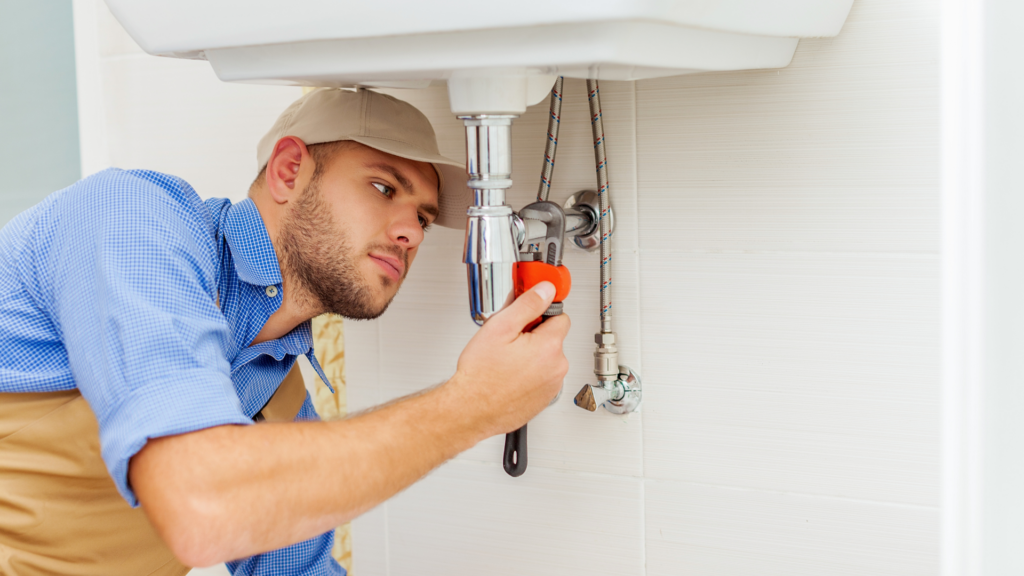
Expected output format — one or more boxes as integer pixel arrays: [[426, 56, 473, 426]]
[[366, 162, 414, 192], [420, 203, 440, 219]]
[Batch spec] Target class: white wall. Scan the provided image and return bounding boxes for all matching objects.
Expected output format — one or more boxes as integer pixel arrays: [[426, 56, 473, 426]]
[[75, 0, 944, 573]]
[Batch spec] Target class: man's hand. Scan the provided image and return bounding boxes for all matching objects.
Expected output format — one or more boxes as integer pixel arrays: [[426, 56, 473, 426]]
[[447, 281, 571, 438]]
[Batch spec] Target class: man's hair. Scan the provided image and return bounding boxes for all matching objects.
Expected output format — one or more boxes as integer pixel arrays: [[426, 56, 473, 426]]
[[248, 140, 359, 197]]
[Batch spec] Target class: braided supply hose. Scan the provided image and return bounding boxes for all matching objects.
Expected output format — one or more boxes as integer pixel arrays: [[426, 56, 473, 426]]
[[537, 77, 564, 202], [586, 79, 613, 334]]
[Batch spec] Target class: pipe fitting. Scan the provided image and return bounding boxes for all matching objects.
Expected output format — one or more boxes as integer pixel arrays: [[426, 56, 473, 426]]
[[460, 115, 516, 199], [594, 331, 619, 383]]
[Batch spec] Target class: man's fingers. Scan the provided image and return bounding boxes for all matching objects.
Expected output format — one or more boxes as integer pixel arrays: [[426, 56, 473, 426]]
[[531, 311, 570, 340], [492, 282, 556, 334]]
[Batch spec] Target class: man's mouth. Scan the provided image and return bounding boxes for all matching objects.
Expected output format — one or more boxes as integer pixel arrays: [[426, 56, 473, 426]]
[[369, 253, 404, 282]]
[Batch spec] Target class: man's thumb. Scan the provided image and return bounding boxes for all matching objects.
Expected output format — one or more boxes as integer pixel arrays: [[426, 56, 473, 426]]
[[496, 281, 556, 333]]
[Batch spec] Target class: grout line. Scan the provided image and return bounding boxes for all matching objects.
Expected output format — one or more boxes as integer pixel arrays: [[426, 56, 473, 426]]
[[382, 501, 391, 576], [375, 320, 383, 404], [374, 320, 391, 576], [443, 457, 935, 511], [72, 0, 112, 177], [635, 248, 942, 258], [639, 477, 647, 576], [631, 80, 648, 576], [646, 477, 941, 511]]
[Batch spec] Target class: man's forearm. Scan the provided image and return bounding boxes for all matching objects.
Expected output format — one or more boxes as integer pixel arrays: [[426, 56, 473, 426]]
[[131, 377, 484, 567], [132, 282, 569, 567]]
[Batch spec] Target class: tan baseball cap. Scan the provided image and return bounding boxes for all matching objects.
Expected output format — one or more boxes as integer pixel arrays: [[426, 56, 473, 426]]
[[257, 88, 471, 229]]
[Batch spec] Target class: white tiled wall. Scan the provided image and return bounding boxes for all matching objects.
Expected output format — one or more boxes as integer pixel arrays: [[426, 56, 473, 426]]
[[355, 0, 941, 573], [76, 0, 941, 573]]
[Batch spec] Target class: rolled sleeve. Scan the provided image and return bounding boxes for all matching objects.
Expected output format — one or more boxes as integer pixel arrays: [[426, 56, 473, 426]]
[[102, 372, 253, 505], [42, 169, 252, 504], [228, 531, 344, 576]]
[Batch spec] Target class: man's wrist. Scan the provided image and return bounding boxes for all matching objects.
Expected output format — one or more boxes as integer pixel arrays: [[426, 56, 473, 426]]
[[432, 372, 495, 447]]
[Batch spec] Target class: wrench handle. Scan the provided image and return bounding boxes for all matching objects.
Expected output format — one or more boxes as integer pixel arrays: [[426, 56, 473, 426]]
[[502, 261, 571, 478], [503, 425, 528, 477]]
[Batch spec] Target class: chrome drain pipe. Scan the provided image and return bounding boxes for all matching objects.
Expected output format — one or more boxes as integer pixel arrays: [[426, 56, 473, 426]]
[[461, 115, 519, 326]]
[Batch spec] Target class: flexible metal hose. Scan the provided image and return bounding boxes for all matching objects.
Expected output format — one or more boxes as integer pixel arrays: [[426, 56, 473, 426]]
[[586, 79, 612, 334], [537, 77, 564, 202]]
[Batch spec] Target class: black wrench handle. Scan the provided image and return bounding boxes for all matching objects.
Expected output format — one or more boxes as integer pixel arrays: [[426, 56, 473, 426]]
[[502, 309, 558, 477], [503, 424, 527, 477]]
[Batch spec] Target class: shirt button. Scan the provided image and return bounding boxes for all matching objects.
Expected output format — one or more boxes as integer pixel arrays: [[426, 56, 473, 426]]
[[265, 285, 279, 298]]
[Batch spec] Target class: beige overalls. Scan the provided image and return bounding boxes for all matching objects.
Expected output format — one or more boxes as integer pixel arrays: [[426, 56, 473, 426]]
[[0, 364, 308, 575]]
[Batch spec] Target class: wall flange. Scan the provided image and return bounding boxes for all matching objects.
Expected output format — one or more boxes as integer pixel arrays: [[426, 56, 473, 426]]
[[564, 190, 613, 252]]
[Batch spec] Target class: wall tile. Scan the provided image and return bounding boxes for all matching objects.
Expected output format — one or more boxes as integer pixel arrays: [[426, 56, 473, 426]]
[[635, 1, 939, 257], [344, 318, 382, 413], [646, 479, 939, 576], [637, 182, 938, 255], [388, 460, 644, 576], [640, 252, 940, 504]]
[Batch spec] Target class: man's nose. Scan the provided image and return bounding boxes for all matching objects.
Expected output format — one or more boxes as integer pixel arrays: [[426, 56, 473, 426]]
[[389, 205, 425, 249]]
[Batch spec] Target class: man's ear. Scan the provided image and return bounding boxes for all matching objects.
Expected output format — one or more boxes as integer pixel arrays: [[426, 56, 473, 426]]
[[265, 136, 310, 205]]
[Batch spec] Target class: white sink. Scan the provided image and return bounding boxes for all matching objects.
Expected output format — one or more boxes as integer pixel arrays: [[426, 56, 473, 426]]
[[105, 0, 853, 85]]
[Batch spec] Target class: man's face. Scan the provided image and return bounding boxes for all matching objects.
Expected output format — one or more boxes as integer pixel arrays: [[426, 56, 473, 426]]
[[279, 142, 440, 319]]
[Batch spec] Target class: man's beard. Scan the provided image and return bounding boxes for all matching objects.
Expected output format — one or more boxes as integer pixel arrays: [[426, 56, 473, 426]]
[[278, 175, 402, 320]]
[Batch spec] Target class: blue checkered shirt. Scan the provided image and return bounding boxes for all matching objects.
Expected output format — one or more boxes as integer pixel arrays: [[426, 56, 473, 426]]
[[0, 169, 344, 575]]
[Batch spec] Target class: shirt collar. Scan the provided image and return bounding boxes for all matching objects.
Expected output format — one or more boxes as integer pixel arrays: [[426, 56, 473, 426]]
[[232, 319, 335, 397], [221, 198, 282, 287]]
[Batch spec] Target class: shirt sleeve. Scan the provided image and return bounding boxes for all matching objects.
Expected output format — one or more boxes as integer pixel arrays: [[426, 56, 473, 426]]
[[227, 531, 345, 576], [42, 169, 253, 505], [228, 393, 344, 576]]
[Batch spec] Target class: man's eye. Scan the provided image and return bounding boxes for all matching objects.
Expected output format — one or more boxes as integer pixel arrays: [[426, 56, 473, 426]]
[[419, 215, 432, 231], [372, 182, 394, 197]]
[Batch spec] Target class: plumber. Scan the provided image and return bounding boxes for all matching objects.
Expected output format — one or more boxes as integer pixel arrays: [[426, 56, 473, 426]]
[[0, 88, 570, 574]]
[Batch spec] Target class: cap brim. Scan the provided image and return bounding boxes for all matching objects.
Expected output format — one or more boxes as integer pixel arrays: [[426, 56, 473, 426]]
[[349, 136, 471, 229]]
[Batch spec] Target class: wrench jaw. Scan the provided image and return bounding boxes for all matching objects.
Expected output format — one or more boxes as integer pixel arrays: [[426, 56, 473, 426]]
[[514, 201, 572, 333], [516, 201, 566, 267]]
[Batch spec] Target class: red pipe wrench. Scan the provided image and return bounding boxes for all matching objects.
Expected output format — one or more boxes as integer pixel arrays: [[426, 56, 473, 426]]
[[503, 201, 572, 477]]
